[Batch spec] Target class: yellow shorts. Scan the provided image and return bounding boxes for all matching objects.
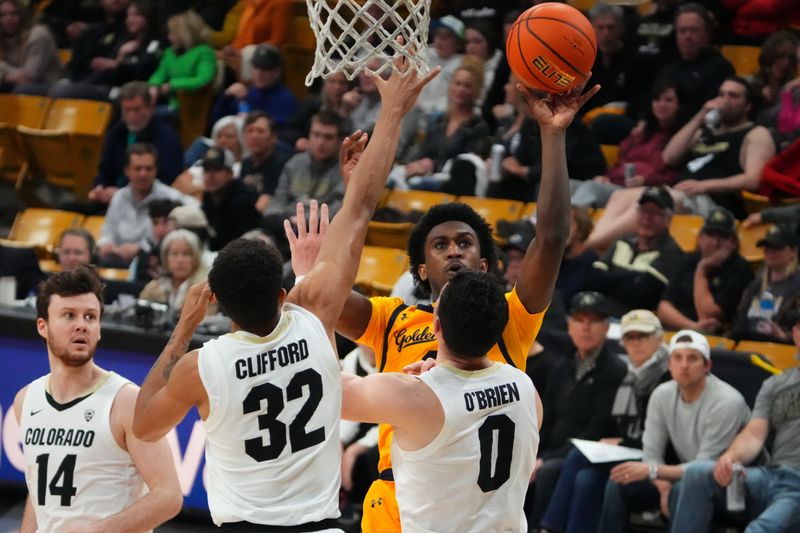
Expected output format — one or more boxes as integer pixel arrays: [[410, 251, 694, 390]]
[[361, 479, 400, 533]]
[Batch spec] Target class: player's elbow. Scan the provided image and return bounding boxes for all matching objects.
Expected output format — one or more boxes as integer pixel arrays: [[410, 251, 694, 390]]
[[163, 488, 184, 519], [132, 416, 163, 443]]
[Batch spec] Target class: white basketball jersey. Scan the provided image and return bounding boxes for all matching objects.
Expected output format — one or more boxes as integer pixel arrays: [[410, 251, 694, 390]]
[[392, 362, 539, 533], [197, 303, 342, 526], [20, 372, 146, 533]]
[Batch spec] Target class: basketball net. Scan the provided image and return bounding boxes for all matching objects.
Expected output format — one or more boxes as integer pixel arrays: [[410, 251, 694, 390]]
[[305, 0, 432, 86]]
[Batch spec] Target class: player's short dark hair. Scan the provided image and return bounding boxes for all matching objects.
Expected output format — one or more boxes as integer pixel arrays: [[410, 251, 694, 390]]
[[407, 203, 497, 297], [36, 266, 105, 320], [438, 270, 508, 358], [208, 239, 284, 329]]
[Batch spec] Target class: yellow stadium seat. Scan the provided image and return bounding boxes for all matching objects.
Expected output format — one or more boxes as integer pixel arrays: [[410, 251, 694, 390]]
[[365, 221, 414, 251], [738, 223, 769, 264], [38, 258, 60, 273], [355, 245, 409, 296], [591, 207, 605, 223], [600, 144, 620, 167], [4, 208, 84, 256], [669, 214, 704, 252], [582, 105, 626, 126], [80, 215, 105, 242], [735, 340, 798, 371], [17, 99, 112, 201], [0, 94, 50, 183], [281, 2, 316, 99], [520, 202, 537, 219], [385, 189, 455, 214], [177, 82, 216, 150], [97, 267, 131, 282], [456, 196, 526, 237], [741, 191, 771, 215], [720, 45, 761, 77]]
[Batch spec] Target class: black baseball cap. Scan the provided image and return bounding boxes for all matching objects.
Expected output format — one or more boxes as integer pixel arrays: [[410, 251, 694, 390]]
[[251, 44, 282, 70], [569, 291, 610, 318], [701, 207, 736, 237], [638, 186, 674, 211], [201, 147, 234, 171], [757, 223, 797, 248]]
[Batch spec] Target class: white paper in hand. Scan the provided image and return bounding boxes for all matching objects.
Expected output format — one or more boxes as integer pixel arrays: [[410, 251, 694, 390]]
[[570, 438, 644, 464]]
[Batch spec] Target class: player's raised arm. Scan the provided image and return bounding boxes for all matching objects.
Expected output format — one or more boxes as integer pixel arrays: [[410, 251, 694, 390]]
[[514, 81, 600, 314], [287, 52, 439, 333]]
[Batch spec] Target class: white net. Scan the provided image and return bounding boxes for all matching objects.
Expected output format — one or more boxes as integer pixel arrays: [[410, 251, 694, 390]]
[[305, 0, 431, 86]]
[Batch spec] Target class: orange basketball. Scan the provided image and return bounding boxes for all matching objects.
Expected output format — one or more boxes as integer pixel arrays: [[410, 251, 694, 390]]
[[506, 3, 597, 94]]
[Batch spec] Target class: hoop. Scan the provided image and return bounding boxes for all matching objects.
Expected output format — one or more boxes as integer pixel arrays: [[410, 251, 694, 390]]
[[305, 0, 432, 86]]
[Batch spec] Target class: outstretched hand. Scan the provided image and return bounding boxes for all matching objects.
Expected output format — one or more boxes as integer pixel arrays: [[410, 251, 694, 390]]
[[339, 129, 369, 186], [517, 77, 600, 131], [284, 200, 329, 277], [369, 37, 441, 116]]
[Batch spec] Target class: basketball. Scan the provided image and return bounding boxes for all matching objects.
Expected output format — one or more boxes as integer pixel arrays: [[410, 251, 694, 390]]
[[506, 3, 597, 94]]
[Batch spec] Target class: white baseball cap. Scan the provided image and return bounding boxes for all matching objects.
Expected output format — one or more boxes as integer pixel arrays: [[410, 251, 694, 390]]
[[668, 330, 710, 360]]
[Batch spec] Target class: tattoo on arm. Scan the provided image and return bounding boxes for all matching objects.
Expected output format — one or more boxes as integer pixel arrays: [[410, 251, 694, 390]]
[[161, 335, 190, 380]]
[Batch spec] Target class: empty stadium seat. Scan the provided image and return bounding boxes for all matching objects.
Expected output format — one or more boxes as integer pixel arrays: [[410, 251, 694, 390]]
[[738, 223, 769, 264], [81, 215, 105, 242], [0, 94, 50, 183], [365, 221, 414, 251], [384, 189, 454, 214], [355, 245, 409, 296], [735, 340, 798, 371], [456, 196, 526, 237], [520, 202, 537, 219], [600, 144, 619, 167], [669, 214, 703, 252], [720, 45, 761, 77], [17, 99, 112, 201], [3, 208, 84, 256]]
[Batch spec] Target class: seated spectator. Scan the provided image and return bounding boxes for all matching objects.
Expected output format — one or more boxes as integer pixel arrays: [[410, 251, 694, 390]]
[[670, 315, 800, 532], [572, 79, 686, 209], [0, 0, 61, 90], [598, 330, 750, 529], [139, 228, 208, 311], [463, 19, 503, 106], [556, 205, 598, 307], [539, 310, 670, 533], [588, 77, 776, 249], [238, 111, 293, 213], [286, 71, 351, 150], [174, 115, 247, 200], [399, 60, 489, 195], [0, 243, 44, 299], [193, 0, 246, 49], [656, 3, 734, 116], [583, 186, 685, 317], [131, 198, 181, 283], [56, 228, 97, 271], [751, 31, 798, 123], [211, 44, 298, 131], [527, 291, 628, 526], [90, 81, 183, 207], [263, 110, 343, 221], [226, 0, 290, 50], [200, 147, 260, 251], [416, 15, 464, 115], [148, 10, 216, 116], [657, 207, 754, 333], [730, 223, 800, 344], [168, 203, 216, 268], [36, 0, 104, 48], [97, 143, 196, 267]]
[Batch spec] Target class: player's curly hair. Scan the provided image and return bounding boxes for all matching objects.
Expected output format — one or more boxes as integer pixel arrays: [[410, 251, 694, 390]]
[[438, 270, 508, 358], [208, 239, 284, 329], [407, 203, 497, 298], [36, 266, 105, 320]]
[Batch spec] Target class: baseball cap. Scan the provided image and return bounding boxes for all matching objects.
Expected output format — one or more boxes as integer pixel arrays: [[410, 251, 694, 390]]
[[668, 329, 710, 360], [251, 44, 282, 70], [620, 309, 662, 336], [201, 147, 234, 171], [756, 223, 797, 248], [431, 15, 465, 41], [700, 207, 735, 237], [569, 291, 610, 318], [638, 186, 673, 211], [169, 205, 216, 238]]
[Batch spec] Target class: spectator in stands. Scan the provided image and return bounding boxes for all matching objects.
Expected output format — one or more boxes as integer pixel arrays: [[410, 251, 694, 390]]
[[0, 0, 61, 90], [147, 10, 216, 116], [400, 60, 489, 195], [174, 115, 247, 200], [56, 228, 96, 271], [463, 19, 503, 105], [539, 310, 670, 533], [572, 79, 687, 209], [139, 228, 208, 311], [417, 15, 464, 115], [730, 223, 800, 344], [200, 146, 260, 251], [36, 0, 104, 48], [97, 143, 196, 267], [670, 315, 800, 532], [583, 186, 685, 317], [658, 207, 753, 333], [588, 76, 776, 249], [168, 204, 216, 268], [238, 111, 293, 213], [719, 0, 800, 43], [91, 81, 183, 207], [598, 330, 750, 530], [131, 199, 180, 283], [751, 31, 798, 121], [228, 0, 290, 50], [263, 110, 344, 221], [582, 4, 638, 115], [657, 3, 735, 116], [631, 0, 679, 83], [500, 223, 534, 291], [743, 202, 800, 230], [193, 0, 246, 49], [211, 44, 297, 130], [286, 71, 351, 149], [555, 205, 598, 307], [527, 291, 628, 526], [0, 243, 43, 299]]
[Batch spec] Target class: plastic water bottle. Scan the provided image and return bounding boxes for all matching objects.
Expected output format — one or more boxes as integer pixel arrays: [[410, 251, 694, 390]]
[[238, 100, 251, 114], [726, 463, 745, 512], [704, 108, 720, 129], [759, 291, 775, 320], [489, 144, 505, 183]]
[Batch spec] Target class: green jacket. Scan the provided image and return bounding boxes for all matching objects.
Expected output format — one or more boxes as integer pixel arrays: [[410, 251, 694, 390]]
[[148, 43, 216, 110]]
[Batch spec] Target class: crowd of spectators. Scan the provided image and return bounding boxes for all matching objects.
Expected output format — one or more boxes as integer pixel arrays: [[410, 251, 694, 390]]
[[1, 1, 800, 531]]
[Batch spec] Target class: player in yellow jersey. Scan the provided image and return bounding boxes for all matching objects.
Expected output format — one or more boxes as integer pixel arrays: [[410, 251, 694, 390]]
[[291, 80, 600, 532]]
